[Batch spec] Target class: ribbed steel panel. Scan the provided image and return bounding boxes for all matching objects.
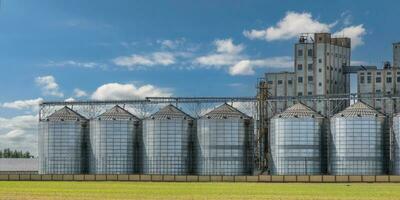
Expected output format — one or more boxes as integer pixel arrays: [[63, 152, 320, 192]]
[[142, 105, 193, 175], [270, 103, 323, 175], [88, 106, 140, 174], [330, 102, 385, 175], [393, 115, 400, 174], [194, 103, 254, 176], [39, 106, 87, 174]]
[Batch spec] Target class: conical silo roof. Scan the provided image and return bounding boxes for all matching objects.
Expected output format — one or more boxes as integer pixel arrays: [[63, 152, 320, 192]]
[[333, 101, 384, 118], [46, 106, 87, 121], [201, 103, 251, 119], [274, 103, 323, 119], [96, 105, 140, 120], [149, 104, 193, 120]]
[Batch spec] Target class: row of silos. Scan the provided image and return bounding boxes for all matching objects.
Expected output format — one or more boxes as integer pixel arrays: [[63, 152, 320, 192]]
[[39, 104, 254, 175], [270, 101, 388, 175]]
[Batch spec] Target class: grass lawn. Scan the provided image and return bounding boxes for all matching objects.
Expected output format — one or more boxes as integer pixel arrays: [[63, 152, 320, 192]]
[[0, 182, 400, 200]]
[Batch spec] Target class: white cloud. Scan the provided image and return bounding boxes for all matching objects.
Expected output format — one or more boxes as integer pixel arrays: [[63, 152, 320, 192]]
[[194, 38, 292, 75], [333, 25, 366, 49], [194, 39, 245, 67], [157, 38, 185, 49], [229, 56, 293, 76], [35, 76, 64, 97], [44, 60, 103, 69], [229, 60, 255, 75], [243, 11, 333, 41], [215, 38, 244, 54], [2, 98, 43, 110], [91, 83, 172, 101], [112, 52, 175, 69], [195, 54, 242, 67], [73, 88, 88, 98], [65, 97, 76, 102], [0, 115, 38, 155]]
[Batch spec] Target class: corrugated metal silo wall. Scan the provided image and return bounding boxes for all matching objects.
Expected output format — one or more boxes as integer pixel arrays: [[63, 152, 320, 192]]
[[330, 117, 385, 175], [194, 118, 254, 176], [142, 119, 193, 175], [393, 116, 400, 174], [39, 121, 87, 174], [269, 118, 322, 175], [88, 120, 139, 174]]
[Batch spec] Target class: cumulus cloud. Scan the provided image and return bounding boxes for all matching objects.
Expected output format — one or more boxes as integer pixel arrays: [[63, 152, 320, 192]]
[[73, 88, 88, 98], [333, 24, 366, 49], [194, 39, 245, 67], [0, 115, 38, 155], [229, 57, 293, 76], [112, 52, 175, 69], [64, 97, 76, 102], [214, 38, 244, 54], [243, 12, 333, 41], [44, 60, 102, 69], [35, 76, 64, 98], [229, 60, 254, 75], [194, 38, 292, 76], [243, 11, 366, 49], [2, 98, 43, 111], [157, 38, 185, 49], [91, 83, 172, 100]]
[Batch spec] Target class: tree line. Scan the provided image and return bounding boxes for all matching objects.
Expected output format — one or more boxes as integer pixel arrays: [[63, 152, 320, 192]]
[[0, 148, 34, 158]]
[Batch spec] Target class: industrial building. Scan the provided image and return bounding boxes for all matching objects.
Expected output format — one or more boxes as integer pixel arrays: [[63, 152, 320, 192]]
[[88, 105, 141, 174], [393, 114, 400, 175], [266, 33, 351, 117], [194, 103, 253, 176], [269, 103, 324, 175], [39, 106, 88, 174], [36, 33, 400, 176], [330, 102, 385, 175], [142, 104, 194, 175]]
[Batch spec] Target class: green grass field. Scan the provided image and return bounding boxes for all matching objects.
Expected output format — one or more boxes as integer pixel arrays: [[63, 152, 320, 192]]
[[0, 182, 400, 200]]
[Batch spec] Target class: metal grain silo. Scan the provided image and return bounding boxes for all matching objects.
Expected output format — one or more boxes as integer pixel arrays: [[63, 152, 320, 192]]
[[269, 103, 323, 175], [330, 102, 385, 175], [142, 104, 194, 175], [39, 106, 87, 174], [89, 105, 140, 174], [194, 103, 254, 176], [393, 114, 400, 174]]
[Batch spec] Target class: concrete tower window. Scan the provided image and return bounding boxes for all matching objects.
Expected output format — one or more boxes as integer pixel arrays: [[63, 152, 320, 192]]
[[297, 64, 303, 70], [376, 77, 381, 83], [277, 80, 283, 84], [308, 49, 313, 57], [308, 64, 313, 71], [397, 77, 400, 82], [319, 59, 322, 63], [298, 77, 303, 83], [367, 76, 371, 83], [288, 80, 293, 84], [387, 77, 392, 83], [308, 76, 313, 82], [298, 49, 303, 57], [360, 76, 365, 84]]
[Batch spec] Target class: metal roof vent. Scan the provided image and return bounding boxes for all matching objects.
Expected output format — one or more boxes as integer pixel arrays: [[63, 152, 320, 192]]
[[95, 105, 139, 121], [333, 101, 384, 118], [273, 103, 323, 119], [200, 103, 251, 119], [46, 106, 87, 122], [149, 104, 193, 120]]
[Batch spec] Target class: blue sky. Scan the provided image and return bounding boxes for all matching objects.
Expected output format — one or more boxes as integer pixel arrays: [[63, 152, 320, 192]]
[[0, 0, 399, 154]]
